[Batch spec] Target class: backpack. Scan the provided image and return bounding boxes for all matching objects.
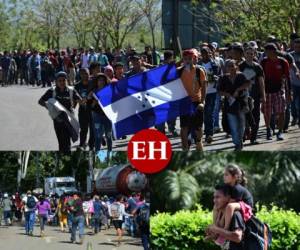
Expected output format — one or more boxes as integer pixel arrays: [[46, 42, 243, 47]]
[[110, 202, 122, 219], [26, 196, 36, 209], [136, 204, 150, 226], [243, 216, 272, 250]]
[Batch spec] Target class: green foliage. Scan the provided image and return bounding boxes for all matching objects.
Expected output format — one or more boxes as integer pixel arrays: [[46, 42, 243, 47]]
[[211, 0, 300, 43], [0, 0, 162, 50], [257, 206, 300, 249], [151, 207, 218, 250], [151, 152, 300, 213], [151, 206, 300, 250]]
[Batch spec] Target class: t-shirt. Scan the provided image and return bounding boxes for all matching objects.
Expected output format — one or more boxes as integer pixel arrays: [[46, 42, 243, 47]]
[[110, 202, 126, 221], [2, 198, 12, 211], [71, 199, 84, 217], [217, 73, 248, 114], [39, 86, 80, 112], [202, 61, 217, 94], [290, 52, 300, 87], [74, 81, 93, 111], [81, 54, 90, 69], [22, 195, 39, 212], [231, 184, 254, 208], [98, 54, 109, 67], [239, 61, 264, 97], [36, 200, 51, 215], [261, 57, 289, 93], [229, 211, 245, 250]]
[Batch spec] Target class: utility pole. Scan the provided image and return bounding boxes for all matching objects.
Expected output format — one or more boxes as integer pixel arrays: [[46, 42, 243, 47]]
[[173, 0, 179, 55], [35, 152, 40, 188]]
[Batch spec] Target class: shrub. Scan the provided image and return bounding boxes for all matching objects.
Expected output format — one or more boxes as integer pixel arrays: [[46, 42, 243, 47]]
[[151, 206, 300, 250], [256, 206, 300, 250]]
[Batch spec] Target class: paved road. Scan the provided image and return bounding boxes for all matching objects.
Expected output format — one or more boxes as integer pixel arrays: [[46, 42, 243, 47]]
[[0, 85, 299, 151], [0, 224, 142, 250]]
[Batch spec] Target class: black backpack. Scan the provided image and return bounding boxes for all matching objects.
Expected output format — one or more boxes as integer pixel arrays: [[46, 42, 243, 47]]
[[27, 196, 36, 209], [243, 216, 272, 250]]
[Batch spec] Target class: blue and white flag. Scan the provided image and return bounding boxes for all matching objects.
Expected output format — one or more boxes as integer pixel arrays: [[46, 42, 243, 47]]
[[95, 64, 194, 138]]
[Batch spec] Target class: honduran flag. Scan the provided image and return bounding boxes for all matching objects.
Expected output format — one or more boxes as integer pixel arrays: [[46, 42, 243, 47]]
[[94, 64, 194, 138]]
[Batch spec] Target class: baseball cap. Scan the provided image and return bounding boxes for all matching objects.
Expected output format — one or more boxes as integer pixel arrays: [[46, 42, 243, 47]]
[[55, 71, 68, 80], [264, 43, 278, 51], [248, 41, 258, 49]]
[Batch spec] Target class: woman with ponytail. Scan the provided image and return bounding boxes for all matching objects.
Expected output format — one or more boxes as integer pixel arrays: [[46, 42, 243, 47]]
[[211, 163, 254, 248]]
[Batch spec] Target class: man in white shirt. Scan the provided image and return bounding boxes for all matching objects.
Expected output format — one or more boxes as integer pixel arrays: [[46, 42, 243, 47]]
[[81, 50, 90, 69], [109, 195, 130, 246], [22, 190, 38, 235]]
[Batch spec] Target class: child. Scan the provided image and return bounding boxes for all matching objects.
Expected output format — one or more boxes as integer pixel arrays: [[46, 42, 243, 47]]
[[213, 163, 254, 247]]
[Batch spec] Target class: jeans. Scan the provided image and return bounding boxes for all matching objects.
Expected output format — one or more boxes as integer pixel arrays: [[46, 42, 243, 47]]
[[141, 233, 150, 250], [78, 107, 94, 148], [227, 112, 246, 149], [292, 85, 300, 122], [53, 120, 71, 153], [93, 216, 102, 233], [3, 211, 11, 225], [155, 119, 176, 134], [284, 103, 291, 131], [67, 213, 73, 231], [39, 214, 48, 231], [250, 95, 261, 141], [204, 93, 217, 137], [92, 112, 112, 152], [25, 211, 36, 234], [126, 216, 136, 237], [71, 215, 84, 242], [213, 93, 221, 128]]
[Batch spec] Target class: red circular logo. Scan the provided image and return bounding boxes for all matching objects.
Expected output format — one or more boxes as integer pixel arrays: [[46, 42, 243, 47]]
[[127, 129, 172, 174]]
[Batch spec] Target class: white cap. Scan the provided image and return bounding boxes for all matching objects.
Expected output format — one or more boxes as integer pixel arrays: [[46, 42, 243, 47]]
[[3, 193, 8, 198], [249, 41, 258, 49], [211, 42, 218, 49]]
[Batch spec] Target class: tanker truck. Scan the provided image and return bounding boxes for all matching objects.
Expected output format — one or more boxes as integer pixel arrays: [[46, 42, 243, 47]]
[[94, 164, 148, 195]]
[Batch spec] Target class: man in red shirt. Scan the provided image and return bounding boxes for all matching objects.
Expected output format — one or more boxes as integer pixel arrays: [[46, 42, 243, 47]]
[[261, 43, 291, 140]]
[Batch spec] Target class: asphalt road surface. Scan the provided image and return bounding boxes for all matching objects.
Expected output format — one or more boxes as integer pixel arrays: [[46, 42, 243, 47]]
[[0, 224, 143, 250], [0, 85, 300, 151]]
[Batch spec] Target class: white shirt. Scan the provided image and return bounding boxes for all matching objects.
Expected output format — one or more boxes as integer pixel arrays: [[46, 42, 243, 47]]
[[22, 195, 38, 212], [81, 54, 90, 69], [109, 202, 127, 221], [203, 62, 217, 94]]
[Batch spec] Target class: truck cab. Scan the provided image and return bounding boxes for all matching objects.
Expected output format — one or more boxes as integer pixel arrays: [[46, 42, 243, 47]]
[[45, 177, 77, 197]]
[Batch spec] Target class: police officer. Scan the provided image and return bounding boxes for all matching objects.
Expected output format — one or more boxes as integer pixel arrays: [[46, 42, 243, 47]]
[[38, 71, 81, 152]]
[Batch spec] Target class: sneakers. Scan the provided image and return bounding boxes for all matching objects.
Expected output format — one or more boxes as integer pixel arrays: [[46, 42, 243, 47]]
[[206, 135, 213, 144], [214, 127, 221, 133], [78, 238, 84, 245], [266, 128, 272, 140], [276, 131, 284, 141], [291, 119, 298, 126]]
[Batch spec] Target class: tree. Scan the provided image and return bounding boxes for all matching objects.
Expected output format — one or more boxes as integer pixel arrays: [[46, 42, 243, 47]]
[[100, 0, 143, 49], [66, 0, 94, 48], [135, 0, 161, 49], [36, 0, 68, 49]]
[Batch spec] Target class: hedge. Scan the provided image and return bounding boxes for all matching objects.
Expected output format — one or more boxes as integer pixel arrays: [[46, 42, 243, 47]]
[[150, 206, 300, 250]]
